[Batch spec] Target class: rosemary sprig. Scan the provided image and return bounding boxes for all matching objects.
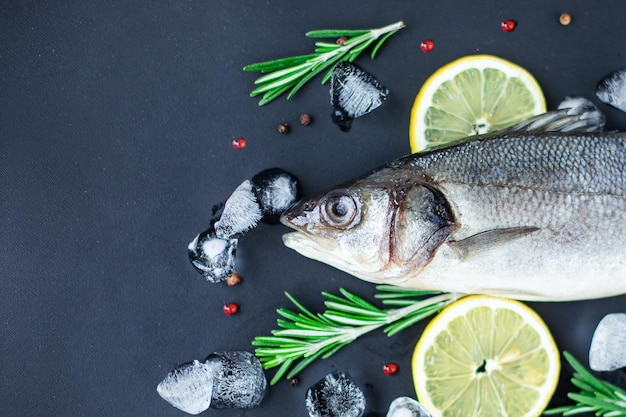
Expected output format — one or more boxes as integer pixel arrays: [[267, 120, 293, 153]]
[[544, 351, 626, 416], [252, 285, 457, 385], [243, 21, 405, 105]]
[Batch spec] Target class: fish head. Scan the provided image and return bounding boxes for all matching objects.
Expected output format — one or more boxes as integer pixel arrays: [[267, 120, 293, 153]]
[[280, 168, 456, 284]]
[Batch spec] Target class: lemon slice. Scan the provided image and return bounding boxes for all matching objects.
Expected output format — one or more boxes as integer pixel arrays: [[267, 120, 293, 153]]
[[409, 55, 546, 153], [412, 295, 560, 417]]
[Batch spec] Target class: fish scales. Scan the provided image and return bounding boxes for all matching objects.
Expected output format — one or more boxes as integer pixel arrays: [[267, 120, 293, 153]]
[[407, 133, 625, 196], [281, 125, 626, 301]]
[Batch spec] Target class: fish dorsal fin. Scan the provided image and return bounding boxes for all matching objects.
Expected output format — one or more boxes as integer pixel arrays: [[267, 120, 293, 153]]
[[499, 102, 605, 134], [448, 226, 540, 260]]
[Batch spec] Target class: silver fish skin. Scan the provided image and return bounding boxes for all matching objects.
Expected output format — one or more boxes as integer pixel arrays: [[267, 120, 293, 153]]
[[280, 115, 626, 301]]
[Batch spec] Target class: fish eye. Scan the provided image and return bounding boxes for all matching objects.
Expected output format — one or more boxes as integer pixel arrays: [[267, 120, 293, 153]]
[[321, 192, 360, 229]]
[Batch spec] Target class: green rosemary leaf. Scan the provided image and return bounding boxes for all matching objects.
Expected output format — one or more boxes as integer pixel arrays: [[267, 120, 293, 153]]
[[377, 299, 419, 307], [258, 357, 281, 368], [250, 69, 306, 95], [255, 346, 310, 357], [289, 311, 329, 326], [567, 393, 626, 414], [385, 307, 440, 336], [338, 288, 383, 311], [273, 328, 343, 338], [275, 321, 299, 332], [371, 30, 397, 59], [243, 53, 317, 72], [321, 66, 334, 84], [565, 352, 611, 394], [323, 312, 385, 327], [615, 390, 626, 402], [542, 405, 593, 415], [315, 41, 341, 49], [285, 292, 318, 320], [315, 46, 339, 54], [305, 29, 369, 38], [252, 336, 305, 347], [257, 83, 294, 105], [254, 62, 312, 85], [285, 353, 322, 380], [324, 301, 386, 317], [270, 358, 294, 385], [276, 307, 304, 321], [570, 377, 598, 395], [375, 284, 441, 296], [293, 321, 335, 331], [320, 291, 349, 304]]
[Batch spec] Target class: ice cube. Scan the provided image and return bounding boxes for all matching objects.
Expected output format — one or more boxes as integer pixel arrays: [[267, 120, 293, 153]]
[[214, 180, 263, 239], [251, 168, 301, 224], [330, 62, 388, 132], [205, 351, 267, 408], [589, 313, 626, 372], [305, 371, 366, 417], [596, 68, 626, 112], [187, 222, 238, 283], [156, 360, 214, 415], [386, 396, 431, 417]]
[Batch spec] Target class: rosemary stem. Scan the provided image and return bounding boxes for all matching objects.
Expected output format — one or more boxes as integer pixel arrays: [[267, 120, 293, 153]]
[[369, 20, 406, 39], [385, 293, 458, 324], [305, 323, 383, 357]]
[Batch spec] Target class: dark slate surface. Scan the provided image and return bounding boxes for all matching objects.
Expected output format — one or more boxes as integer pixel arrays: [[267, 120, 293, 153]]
[[2, 1, 626, 416]]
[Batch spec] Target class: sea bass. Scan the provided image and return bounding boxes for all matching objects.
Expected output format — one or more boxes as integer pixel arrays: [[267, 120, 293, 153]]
[[280, 109, 626, 301]]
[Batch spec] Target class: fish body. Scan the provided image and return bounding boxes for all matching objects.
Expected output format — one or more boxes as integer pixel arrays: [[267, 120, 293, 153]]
[[280, 112, 626, 301]]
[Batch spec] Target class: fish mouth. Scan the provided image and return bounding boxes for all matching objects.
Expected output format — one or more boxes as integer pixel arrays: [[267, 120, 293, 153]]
[[279, 196, 319, 229], [281, 231, 340, 260], [280, 198, 340, 258]]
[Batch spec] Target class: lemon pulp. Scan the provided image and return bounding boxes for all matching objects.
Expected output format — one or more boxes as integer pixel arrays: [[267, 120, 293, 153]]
[[412, 295, 560, 417], [410, 55, 546, 153]]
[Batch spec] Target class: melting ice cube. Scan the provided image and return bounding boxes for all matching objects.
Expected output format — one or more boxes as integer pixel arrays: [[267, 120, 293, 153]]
[[156, 360, 214, 415], [214, 180, 263, 239], [386, 396, 431, 417], [157, 352, 267, 414], [589, 313, 626, 372], [330, 62, 388, 132], [205, 351, 267, 408], [596, 68, 626, 113], [251, 168, 301, 224], [305, 371, 365, 417], [187, 221, 238, 283]]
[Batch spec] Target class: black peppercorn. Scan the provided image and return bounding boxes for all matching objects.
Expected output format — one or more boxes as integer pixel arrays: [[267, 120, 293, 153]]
[[299, 114, 312, 126], [277, 123, 289, 134]]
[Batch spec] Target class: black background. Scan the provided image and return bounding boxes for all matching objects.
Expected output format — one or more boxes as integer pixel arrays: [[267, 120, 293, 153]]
[[2, 1, 626, 416]]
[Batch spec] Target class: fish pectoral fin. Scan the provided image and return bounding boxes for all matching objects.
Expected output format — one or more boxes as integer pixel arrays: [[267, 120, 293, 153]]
[[448, 226, 540, 260]]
